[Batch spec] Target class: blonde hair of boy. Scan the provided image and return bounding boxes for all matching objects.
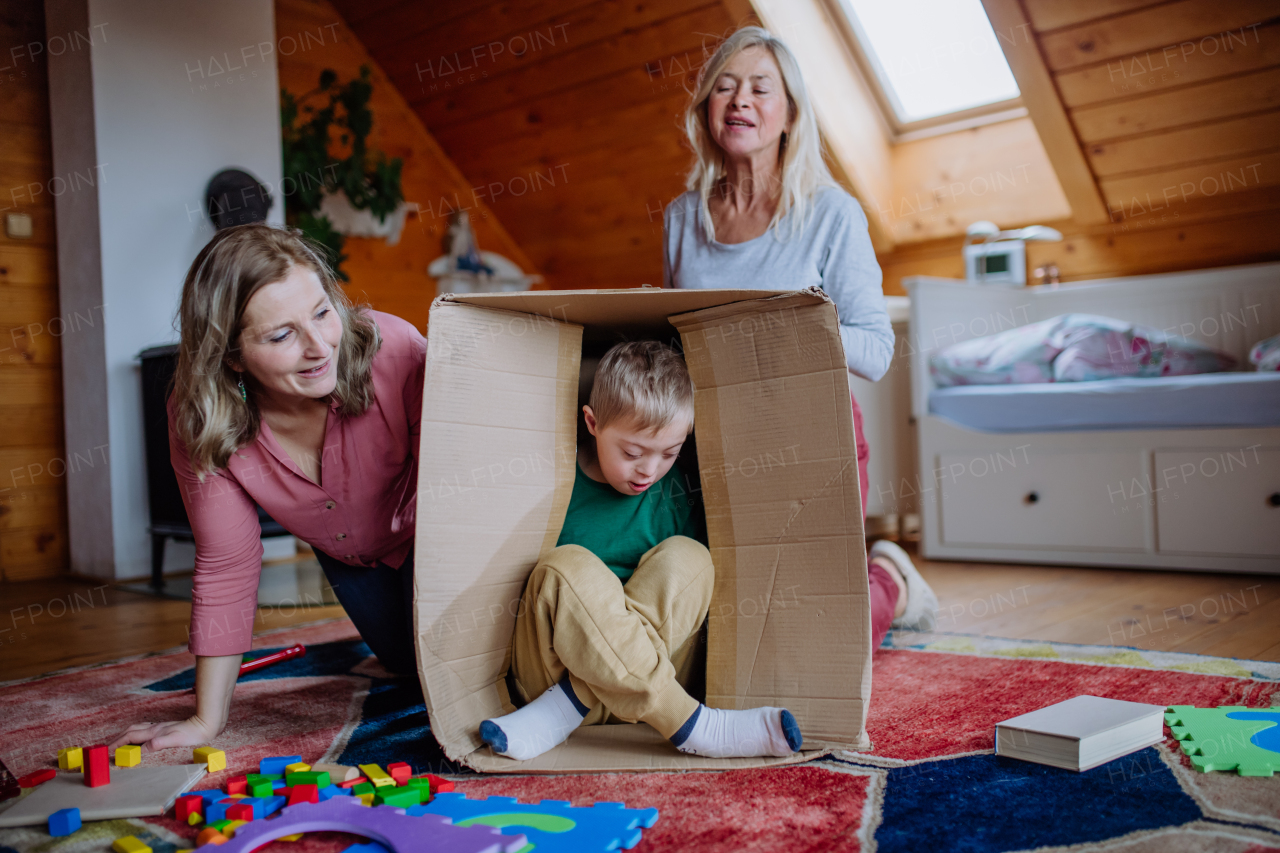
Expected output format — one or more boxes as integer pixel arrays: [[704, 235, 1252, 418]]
[[589, 341, 694, 435]]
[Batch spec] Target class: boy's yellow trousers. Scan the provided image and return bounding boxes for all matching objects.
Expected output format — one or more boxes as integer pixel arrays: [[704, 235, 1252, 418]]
[[510, 535, 713, 738]]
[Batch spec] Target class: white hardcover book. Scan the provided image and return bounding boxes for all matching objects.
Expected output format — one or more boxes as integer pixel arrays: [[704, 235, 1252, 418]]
[[995, 695, 1166, 772]]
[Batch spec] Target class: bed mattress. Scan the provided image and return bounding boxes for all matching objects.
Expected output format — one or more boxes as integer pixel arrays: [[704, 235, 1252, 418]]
[[928, 372, 1280, 433]]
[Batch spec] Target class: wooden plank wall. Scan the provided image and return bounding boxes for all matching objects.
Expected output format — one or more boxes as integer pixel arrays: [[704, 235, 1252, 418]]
[[275, 0, 539, 332], [329, 0, 755, 290], [880, 0, 1280, 292], [0, 0, 69, 579]]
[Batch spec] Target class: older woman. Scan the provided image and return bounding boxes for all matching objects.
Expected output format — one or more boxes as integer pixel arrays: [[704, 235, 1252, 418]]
[[112, 224, 425, 751], [663, 27, 938, 647]]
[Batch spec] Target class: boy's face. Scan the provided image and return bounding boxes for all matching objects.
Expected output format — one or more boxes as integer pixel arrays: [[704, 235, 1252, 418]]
[[584, 405, 691, 496]]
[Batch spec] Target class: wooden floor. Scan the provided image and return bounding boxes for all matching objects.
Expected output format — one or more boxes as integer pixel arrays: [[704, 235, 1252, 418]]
[[2, 549, 1279, 682]]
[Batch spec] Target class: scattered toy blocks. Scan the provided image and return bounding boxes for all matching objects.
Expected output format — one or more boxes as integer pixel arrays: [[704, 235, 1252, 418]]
[[356, 793, 374, 807], [223, 820, 248, 837], [205, 802, 233, 823], [286, 784, 318, 806], [58, 747, 83, 772], [385, 762, 411, 786], [195, 827, 228, 847], [422, 774, 454, 794], [1165, 705, 1280, 776], [285, 770, 329, 789], [357, 764, 394, 788], [84, 745, 110, 788], [415, 792, 660, 853], [226, 803, 254, 822], [337, 776, 368, 789], [116, 745, 142, 768], [193, 748, 226, 773], [208, 820, 231, 832], [312, 763, 360, 784], [374, 787, 422, 808], [283, 763, 310, 775], [48, 807, 81, 837], [316, 785, 344, 801], [351, 782, 375, 797], [112, 835, 152, 853], [225, 776, 247, 796], [176, 794, 204, 822], [188, 813, 204, 827], [258, 756, 302, 776], [247, 780, 274, 798], [18, 768, 56, 788]]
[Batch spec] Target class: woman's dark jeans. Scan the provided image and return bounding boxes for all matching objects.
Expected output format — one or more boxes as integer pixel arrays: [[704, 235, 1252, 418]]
[[313, 544, 417, 676]]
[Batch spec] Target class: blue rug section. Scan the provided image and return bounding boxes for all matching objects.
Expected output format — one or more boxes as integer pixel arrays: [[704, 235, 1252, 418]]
[[143, 640, 375, 692], [874, 749, 1202, 853], [141, 639, 469, 775]]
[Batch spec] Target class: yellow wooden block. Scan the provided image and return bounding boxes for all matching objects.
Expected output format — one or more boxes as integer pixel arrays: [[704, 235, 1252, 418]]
[[223, 821, 247, 838], [188, 813, 204, 826], [357, 793, 374, 806], [279, 834, 304, 842], [58, 747, 83, 771], [226, 794, 247, 799], [115, 745, 142, 767], [192, 747, 226, 772], [358, 764, 394, 787], [283, 762, 310, 775], [112, 836, 151, 853]]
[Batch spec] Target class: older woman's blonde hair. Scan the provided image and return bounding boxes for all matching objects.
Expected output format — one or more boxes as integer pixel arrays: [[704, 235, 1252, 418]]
[[589, 341, 694, 436], [173, 223, 381, 478], [682, 26, 837, 242]]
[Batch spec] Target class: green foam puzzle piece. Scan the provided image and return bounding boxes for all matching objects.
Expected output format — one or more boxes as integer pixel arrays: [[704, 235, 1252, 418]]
[[1164, 705, 1280, 776]]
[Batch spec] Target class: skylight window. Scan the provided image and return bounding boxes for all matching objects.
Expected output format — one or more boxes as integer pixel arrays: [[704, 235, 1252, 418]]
[[840, 0, 1020, 125]]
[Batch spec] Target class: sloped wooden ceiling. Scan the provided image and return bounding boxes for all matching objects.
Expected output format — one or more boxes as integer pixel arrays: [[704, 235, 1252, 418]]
[[328, 0, 754, 290], [989, 0, 1280, 225]]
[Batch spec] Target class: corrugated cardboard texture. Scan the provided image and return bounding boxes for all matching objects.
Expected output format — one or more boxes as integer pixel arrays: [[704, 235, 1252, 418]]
[[414, 299, 582, 765], [670, 289, 873, 751], [415, 288, 871, 773]]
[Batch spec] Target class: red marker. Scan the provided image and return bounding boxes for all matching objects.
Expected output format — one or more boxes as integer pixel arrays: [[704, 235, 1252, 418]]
[[239, 643, 306, 676]]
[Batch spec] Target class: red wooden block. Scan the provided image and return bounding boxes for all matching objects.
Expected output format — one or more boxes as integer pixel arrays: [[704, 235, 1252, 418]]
[[84, 745, 110, 788], [175, 794, 204, 821], [423, 774, 454, 794], [226, 802, 254, 822], [17, 768, 56, 788], [225, 775, 247, 796], [336, 777, 367, 789], [285, 784, 318, 806], [386, 762, 411, 786]]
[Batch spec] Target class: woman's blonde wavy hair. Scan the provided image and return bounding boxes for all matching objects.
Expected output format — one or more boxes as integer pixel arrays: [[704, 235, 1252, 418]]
[[173, 223, 381, 478], [682, 26, 837, 242]]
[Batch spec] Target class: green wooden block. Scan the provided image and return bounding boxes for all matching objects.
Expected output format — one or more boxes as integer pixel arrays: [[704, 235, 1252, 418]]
[[208, 819, 231, 832], [352, 782, 375, 796], [248, 780, 275, 798], [402, 777, 432, 791], [285, 771, 331, 789], [246, 773, 281, 784], [374, 787, 422, 807]]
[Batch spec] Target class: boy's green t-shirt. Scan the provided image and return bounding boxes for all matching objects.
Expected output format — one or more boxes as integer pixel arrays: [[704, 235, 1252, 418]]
[[556, 457, 707, 582]]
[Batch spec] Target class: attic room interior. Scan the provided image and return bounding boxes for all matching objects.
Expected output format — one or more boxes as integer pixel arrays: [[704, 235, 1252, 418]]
[[1, 0, 1279, 849]]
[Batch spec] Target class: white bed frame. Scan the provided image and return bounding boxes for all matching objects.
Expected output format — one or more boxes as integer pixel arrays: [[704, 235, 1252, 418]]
[[905, 262, 1280, 573]]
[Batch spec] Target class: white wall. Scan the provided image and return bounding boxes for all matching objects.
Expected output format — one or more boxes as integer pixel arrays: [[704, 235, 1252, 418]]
[[48, 0, 283, 579]]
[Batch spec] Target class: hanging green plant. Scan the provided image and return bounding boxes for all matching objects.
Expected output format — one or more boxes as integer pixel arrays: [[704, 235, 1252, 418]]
[[280, 64, 404, 281]]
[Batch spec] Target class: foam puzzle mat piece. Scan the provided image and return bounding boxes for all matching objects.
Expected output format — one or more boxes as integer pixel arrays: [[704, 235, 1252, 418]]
[[1164, 705, 1280, 776], [413, 792, 659, 852], [212, 797, 526, 853]]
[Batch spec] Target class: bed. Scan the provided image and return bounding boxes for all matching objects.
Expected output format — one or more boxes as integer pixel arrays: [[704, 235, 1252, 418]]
[[906, 262, 1280, 573]]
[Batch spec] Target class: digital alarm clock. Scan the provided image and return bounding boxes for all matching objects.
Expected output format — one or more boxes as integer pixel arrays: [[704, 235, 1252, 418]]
[[964, 238, 1027, 286]]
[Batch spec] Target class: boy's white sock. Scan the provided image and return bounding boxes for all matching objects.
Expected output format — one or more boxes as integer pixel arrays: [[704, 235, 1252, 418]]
[[479, 676, 588, 761], [670, 704, 803, 758]]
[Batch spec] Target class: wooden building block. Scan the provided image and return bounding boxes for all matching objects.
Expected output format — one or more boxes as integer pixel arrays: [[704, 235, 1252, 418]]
[[58, 747, 83, 772], [385, 762, 410, 786], [175, 794, 203, 822], [115, 746, 141, 767], [282, 762, 310, 775], [112, 835, 151, 853], [225, 776, 246, 796], [192, 749, 225, 773], [47, 807, 80, 836], [310, 763, 360, 784], [285, 784, 318, 806], [225, 803, 253, 822], [195, 827, 227, 847], [84, 745, 110, 788], [18, 769, 55, 788], [357, 764, 394, 788]]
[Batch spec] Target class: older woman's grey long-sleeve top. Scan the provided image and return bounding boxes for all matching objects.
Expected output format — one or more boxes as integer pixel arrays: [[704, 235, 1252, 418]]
[[662, 186, 894, 382]]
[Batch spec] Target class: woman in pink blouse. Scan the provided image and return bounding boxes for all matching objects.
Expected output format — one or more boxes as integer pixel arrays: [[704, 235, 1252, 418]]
[[111, 224, 426, 752]]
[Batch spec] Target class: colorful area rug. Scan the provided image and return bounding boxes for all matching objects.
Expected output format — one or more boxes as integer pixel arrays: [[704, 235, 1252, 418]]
[[1, 620, 1277, 852]]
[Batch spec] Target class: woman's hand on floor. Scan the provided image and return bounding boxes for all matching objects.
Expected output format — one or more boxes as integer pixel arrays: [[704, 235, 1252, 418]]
[[109, 717, 223, 752]]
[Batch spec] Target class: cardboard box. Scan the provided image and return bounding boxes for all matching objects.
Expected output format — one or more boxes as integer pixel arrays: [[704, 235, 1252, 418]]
[[414, 287, 872, 772]]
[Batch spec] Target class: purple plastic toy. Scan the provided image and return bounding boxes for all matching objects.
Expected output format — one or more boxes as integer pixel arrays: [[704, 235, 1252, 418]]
[[210, 797, 526, 853]]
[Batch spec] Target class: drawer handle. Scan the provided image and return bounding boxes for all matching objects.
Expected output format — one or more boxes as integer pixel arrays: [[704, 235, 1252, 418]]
[[1269, 492, 1280, 507], [1024, 491, 1040, 505]]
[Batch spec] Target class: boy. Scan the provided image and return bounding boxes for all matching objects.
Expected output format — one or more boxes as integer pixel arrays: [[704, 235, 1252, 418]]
[[479, 340, 803, 761]]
